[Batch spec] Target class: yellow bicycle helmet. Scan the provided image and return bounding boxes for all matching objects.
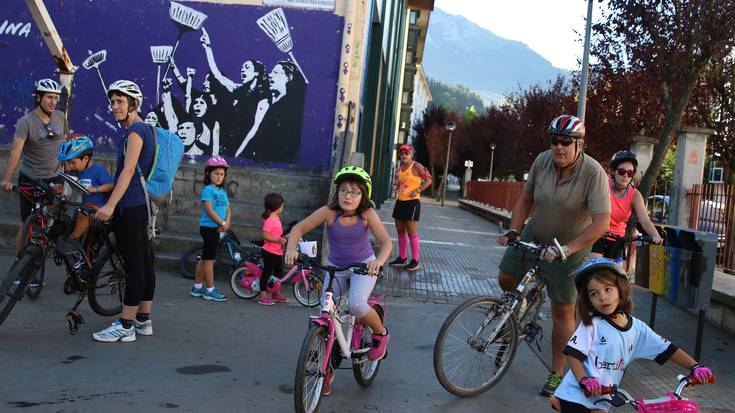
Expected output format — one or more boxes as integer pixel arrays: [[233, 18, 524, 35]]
[[334, 166, 372, 198]]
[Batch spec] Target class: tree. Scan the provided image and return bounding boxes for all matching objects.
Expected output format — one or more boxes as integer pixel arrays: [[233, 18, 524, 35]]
[[428, 78, 485, 112], [593, 0, 735, 198]]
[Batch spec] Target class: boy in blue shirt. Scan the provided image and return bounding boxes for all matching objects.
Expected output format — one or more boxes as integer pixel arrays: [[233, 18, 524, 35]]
[[56, 135, 114, 253]]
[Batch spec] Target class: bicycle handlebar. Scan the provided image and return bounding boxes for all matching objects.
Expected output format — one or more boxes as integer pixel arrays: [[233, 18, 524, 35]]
[[507, 238, 567, 263], [589, 374, 714, 401], [602, 232, 656, 245], [297, 256, 382, 276]]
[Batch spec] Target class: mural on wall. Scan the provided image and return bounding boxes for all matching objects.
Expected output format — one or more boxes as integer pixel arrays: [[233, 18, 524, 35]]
[[0, 0, 343, 170]]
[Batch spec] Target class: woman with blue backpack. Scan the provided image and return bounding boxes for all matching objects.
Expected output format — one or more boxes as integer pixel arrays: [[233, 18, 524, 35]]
[[93, 80, 157, 343]]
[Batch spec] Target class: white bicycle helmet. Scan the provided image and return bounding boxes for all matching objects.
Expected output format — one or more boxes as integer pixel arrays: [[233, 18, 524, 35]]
[[107, 80, 144, 109], [35, 78, 62, 95]]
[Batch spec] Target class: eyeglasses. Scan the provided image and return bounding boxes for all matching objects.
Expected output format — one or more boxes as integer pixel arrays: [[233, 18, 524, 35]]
[[616, 168, 635, 178], [338, 188, 362, 198], [550, 136, 574, 147]]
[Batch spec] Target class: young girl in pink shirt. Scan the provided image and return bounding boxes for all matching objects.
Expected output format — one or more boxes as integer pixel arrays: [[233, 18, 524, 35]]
[[258, 193, 288, 306]]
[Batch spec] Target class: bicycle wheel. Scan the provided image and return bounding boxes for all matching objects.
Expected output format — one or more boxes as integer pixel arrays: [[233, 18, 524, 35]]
[[293, 271, 323, 308], [352, 304, 384, 387], [433, 296, 519, 397], [20, 214, 46, 300], [87, 245, 126, 316], [178, 246, 202, 280], [294, 325, 328, 413], [0, 244, 43, 326], [229, 266, 260, 299]]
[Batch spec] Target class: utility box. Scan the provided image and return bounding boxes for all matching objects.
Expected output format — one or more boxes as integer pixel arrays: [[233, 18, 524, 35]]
[[637, 225, 716, 310]]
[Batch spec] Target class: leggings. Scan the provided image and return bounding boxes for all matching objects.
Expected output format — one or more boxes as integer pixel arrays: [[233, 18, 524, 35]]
[[261, 250, 284, 292], [113, 204, 156, 307], [323, 256, 376, 319]]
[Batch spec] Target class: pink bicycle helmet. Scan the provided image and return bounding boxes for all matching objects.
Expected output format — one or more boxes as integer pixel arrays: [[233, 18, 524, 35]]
[[205, 156, 229, 169]]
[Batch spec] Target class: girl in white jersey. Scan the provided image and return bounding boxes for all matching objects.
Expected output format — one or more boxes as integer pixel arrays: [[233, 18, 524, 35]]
[[550, 258, 714, 413]]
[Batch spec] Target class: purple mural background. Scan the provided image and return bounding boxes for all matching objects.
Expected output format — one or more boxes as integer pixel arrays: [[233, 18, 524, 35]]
[[0, 0, 343, 171]]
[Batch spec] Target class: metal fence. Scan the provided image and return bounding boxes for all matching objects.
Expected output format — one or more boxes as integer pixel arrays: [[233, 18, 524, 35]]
[[465, 181, 525, 211], [689, 183, 735, 272]]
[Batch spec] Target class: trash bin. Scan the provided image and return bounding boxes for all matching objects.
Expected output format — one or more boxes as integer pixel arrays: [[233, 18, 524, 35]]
[[647, 225, 717, 310]]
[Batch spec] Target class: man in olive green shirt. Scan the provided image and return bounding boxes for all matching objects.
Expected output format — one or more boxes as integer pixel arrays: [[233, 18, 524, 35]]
[[497, 115, 610, 397]]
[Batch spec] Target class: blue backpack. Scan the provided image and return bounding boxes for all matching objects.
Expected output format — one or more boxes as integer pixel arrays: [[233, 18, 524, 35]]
[[125, 125, 184, 238], [139, 125, 184, 203]]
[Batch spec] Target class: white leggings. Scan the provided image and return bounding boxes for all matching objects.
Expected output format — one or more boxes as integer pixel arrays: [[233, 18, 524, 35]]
[[324, 256, 377, 319]]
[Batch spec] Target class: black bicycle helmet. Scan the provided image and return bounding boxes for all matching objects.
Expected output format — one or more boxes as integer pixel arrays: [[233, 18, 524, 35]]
[[610, 150, 638, 170]]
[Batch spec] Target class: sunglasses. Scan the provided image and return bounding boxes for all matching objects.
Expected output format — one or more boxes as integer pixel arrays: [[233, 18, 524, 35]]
[[616, 168, 635, 178], [45, 124, 57, 140], [550, 136, 574, 147]]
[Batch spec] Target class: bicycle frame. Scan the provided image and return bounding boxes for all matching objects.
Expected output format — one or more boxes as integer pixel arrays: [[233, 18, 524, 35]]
[[310, 291, 385, 374]]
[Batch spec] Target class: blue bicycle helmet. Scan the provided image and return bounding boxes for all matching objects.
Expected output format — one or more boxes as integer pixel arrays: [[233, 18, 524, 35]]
[[574, 257, 628, 292], [58, 135, 94, 161]]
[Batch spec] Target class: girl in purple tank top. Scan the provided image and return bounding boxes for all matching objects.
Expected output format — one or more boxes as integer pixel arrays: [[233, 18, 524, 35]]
[[286, 167, 393, 388]]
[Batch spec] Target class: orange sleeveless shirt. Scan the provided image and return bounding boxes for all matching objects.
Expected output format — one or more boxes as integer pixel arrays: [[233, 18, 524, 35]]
[[397, 161, 422, 201]]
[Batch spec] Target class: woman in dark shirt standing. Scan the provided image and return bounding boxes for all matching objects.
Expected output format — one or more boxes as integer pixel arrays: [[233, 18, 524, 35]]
[[93, 80, 157, 343]]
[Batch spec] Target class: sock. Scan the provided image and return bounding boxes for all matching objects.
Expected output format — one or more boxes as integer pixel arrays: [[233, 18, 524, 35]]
[[136, 313, 150, 322], [119, 318, 134, 329], [398, 233, 409, 259], [206, 287, 214, 293], [194, 283, 203, 289], [409, 234, 420, 261]]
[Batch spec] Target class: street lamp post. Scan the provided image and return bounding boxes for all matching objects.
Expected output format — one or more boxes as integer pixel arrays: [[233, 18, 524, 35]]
[[489, 143, 496, 181], [441, 120, 456, 207]]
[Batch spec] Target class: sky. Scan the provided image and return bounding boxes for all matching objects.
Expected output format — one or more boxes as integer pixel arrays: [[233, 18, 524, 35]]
[[433, 0, 596, 70]]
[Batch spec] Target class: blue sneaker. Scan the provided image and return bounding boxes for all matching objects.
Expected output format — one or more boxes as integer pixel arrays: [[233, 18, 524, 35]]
[[203, 288, 227, 302], [191, 286, 205, 298]]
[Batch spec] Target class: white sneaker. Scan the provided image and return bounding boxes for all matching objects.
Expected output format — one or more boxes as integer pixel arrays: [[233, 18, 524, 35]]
[[134, 319, 153, 336], [92, 320, 136, 342]]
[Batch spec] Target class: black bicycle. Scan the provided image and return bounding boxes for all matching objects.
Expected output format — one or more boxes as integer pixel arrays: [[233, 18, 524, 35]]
[[178, 229, 249, 279], [433, 237, 567, 397], [0, 178, 127, 333]]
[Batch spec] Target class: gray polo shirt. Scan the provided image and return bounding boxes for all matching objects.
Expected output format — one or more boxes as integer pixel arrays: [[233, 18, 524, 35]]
[[13, 109, 66, 179], [524, 150, 610, 245]]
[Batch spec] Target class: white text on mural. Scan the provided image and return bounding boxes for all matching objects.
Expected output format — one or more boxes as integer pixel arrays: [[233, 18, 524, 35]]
[[0, 21, 32, 37]]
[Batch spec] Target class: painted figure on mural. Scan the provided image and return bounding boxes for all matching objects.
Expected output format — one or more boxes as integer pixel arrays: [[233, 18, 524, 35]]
[[235, 61, 307, 163]]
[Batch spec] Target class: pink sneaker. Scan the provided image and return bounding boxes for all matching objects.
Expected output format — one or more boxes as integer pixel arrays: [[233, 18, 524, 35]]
[[257, 296, 274, 306], [272, 292, 289, 303], [322, 369, 334, 396], [367, 329, 389, 361]]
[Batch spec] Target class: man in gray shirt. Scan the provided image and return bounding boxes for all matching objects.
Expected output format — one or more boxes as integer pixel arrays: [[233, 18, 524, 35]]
[[1, 78, 66, 252]]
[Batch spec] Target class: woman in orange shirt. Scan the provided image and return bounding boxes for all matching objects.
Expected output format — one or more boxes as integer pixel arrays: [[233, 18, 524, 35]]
[[389, 144, 432, 271]]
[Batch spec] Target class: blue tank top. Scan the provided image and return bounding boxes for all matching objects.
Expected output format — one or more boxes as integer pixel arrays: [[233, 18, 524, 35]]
[[326, 212, 374, 267], [115, 121, 155, 208]]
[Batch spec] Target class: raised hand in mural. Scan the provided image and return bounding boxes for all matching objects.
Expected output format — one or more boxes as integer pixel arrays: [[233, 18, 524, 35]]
[[186, 67, 197, 78], [161, 77, 173, 92], [200, 27, 211, 48]]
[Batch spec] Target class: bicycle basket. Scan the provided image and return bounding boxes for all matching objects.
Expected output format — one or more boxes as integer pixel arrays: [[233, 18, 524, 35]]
[[636, 393, 698, 413]]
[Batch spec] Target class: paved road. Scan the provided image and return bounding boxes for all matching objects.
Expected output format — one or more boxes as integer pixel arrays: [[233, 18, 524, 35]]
[[0, 255, 554, 413]]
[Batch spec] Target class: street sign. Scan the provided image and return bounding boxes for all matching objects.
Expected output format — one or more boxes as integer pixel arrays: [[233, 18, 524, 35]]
[[464, 160, 474, 168]]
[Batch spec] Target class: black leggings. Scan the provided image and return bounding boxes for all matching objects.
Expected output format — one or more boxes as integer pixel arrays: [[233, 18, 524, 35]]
[[261, 250, 284, 292], [113, 204, 156, 307]]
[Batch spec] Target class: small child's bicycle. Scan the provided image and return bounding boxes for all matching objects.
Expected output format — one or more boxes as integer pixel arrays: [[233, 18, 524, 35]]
[[293, 257, 386, 413], [229, 240, 323, 307], [589, 374, 713, 412]]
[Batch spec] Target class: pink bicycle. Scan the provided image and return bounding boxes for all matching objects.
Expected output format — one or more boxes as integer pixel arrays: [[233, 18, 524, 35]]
[[293, 257, 386, 413], [229, 240, 323, 307], [589, 375, 714, 412]]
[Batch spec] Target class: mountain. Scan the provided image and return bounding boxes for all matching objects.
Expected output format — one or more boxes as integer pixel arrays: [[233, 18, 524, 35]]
[[423, 8, 569, 106]]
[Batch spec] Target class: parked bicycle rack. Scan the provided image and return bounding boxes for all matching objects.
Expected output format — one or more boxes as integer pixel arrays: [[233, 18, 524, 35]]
[[635, 225, 717, 360]]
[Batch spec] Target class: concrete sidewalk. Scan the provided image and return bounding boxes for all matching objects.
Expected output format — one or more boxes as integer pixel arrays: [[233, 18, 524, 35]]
[[378, 194, 735, 412]]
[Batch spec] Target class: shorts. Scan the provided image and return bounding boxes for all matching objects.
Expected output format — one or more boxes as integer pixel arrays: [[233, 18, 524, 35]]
[[392, 199, 421, 221], [591, 237, 624, 260], [200, 226, 220, 260], [498, 220, 589, 304], [558, 398, 592, 413], [18, 174, 63, 222]]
